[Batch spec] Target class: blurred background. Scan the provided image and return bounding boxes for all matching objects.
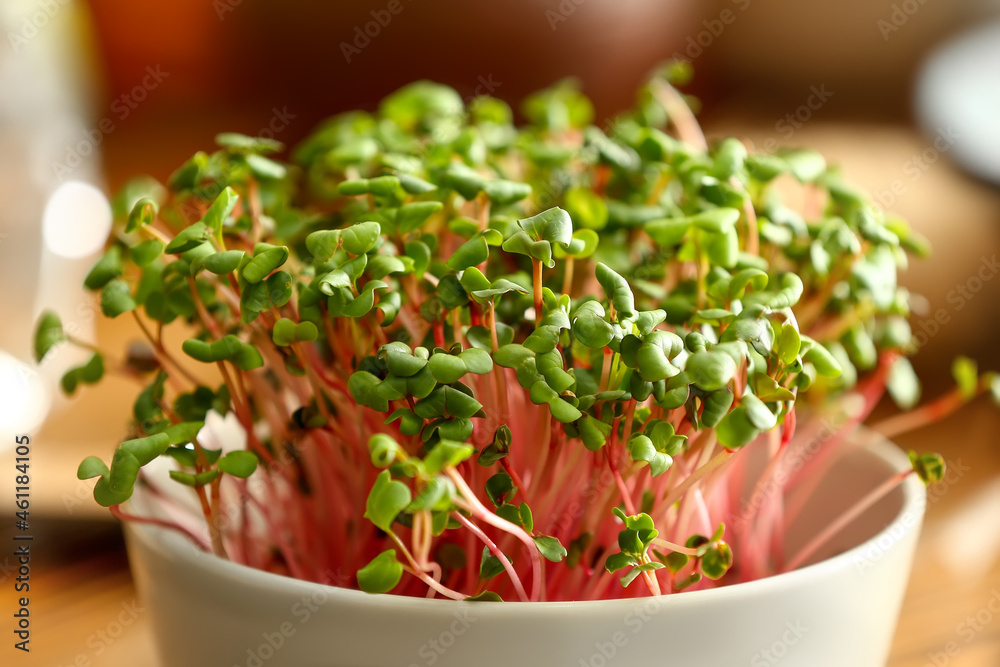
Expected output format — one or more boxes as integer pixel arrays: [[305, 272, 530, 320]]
[[1, 0, 999, 665]]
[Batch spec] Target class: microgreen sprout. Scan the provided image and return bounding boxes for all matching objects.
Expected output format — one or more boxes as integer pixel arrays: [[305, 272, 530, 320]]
[[39, 64, 995, 601]]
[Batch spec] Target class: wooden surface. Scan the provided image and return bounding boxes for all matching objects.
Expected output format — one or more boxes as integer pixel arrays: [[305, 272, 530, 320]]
[[2, 121, 1000, 666]]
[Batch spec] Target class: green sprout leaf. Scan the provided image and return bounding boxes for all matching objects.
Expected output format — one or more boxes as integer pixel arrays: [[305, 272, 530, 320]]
[[887, 357, 921, 410], [216, 132, 283, 153], [397, 201, 443, 233], [620, 561, 665, 587], [502, 207, 573, 268], [202, 187, 239, 237], [485, 472, 515, 507], [740, 393, 777, 430], [446, 235, 489, 271], [701, 542, 733, 580], [465, 591, 504, 602], [428, 353, 467, 384], [84, 246, 124, 290], [245, 154, 286, 180], [952, 356, 978, 400], [100, 279, 136, 318], [34, 310, 65, 362], [364, 470, 412, 532], [202, 250, 245, 275], [595, 262, 635, 319], [77, 456, 109, 480], [131, 239, 164, 268], [685, 350, 738, 392], [305, 230, 341, 263], [217, 451, 259, 478], [93, 477, 133, 507], [163, 421, 203, 446], [242, 244, 289, 284], [532, 535, 567, 562], [909, 451, 946, 485], [423, 439, 475, 475], [775, 323, 801, 367], [61, 353, 105, 395], [273, 318, 318, 346], [564, 186, 608, 230], [801, 337, 842, 378], [483, 179, 532, 206], [120, 433, 170, 466], [108, 447, 141, 494], [779, 148, 826, 183], [605, 552, 637, 573], [716, 405, 761, 450], [659, 550, 689, 574], [479, 546, 511, 581], [357, 549, 403, 594], [165, 222, 210, 254], [125, 198, 158, 234], [341, 221, 382, 256], [627, 434, 673, 477]]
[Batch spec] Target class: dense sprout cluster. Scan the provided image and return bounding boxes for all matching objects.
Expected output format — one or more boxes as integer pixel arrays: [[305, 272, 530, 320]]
[[38, 66, 982, 601]]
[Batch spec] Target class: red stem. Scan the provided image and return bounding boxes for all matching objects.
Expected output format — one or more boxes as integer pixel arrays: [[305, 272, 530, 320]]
[[532, 259, 543, 328], [452, 512, 529, 601], [110, 504, 211, 551], [783, 470, 912, 572]]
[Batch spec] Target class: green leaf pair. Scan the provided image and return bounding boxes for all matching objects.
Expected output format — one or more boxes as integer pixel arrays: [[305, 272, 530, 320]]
[[33, 310, 66, 362], [242, 243, 290, 284], [77, 433, 171, 506], [427, 348, 494, 384], [60, 353, 105, 395], [715, 393, 777, 450], [272, 318, 319, 346], [182, 335, 264, 371], [501, 207, 574, 268]]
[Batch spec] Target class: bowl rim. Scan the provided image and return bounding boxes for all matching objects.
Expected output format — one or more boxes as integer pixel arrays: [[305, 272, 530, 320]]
[[126, 432, 925, 615]]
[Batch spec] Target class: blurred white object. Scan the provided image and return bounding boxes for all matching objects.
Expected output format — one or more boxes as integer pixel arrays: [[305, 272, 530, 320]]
[[42, 180, 113, 259], [0, 0, 105, 442], [0, 350, 51, 434], [916, 19, 1000, 184]]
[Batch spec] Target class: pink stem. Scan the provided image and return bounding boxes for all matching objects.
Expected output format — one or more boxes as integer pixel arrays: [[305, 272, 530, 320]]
[[783, 470, 911, 572], [110, 504, 211, 551], [448, 469, 543, 601], [452, 512, 529, 601]]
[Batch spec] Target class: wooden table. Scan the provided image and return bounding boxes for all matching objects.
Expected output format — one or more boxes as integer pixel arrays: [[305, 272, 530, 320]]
[[2, 120, 1000, 666]]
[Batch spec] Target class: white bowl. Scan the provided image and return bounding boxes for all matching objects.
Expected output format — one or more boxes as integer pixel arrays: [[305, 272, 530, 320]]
[[125, 435, 924, 667]]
